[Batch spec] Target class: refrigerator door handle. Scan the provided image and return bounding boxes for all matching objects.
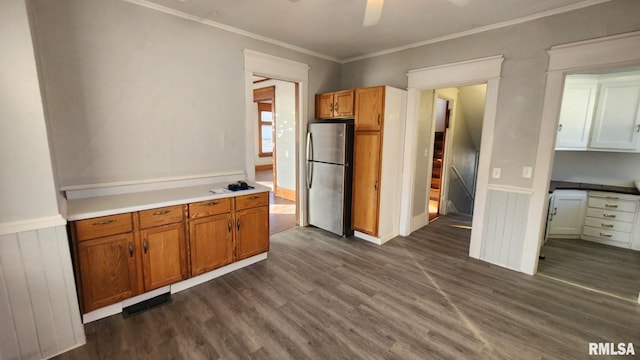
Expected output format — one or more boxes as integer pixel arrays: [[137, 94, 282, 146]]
[[306, 131, 313, 189], [306, 132, 313, 161]]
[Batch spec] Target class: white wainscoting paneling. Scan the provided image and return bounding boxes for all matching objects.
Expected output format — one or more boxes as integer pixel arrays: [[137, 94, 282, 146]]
[[0, 225, 85, 359], [480, 188, 532, 271]]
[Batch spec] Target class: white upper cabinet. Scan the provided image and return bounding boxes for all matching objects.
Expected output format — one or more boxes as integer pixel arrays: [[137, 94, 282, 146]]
[[556, 77, 597, 150], [555, 71, 640, 152], [590, 77, 640, 150]]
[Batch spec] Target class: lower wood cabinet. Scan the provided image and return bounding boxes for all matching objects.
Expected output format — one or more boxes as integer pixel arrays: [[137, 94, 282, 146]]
[[189, 213, 234, 276], [76, 233, 140, 313], [236, 205, 269, 260], [140, 222, 187, 290], [70, 191, 269, 314]]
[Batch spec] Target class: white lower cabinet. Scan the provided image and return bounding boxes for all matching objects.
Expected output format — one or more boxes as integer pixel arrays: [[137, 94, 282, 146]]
[[547, 190, 587, 237], [582, 191, 640, 248]]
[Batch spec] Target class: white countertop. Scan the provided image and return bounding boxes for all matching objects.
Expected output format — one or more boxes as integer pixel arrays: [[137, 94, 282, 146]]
[[65, 182, 271, 221]]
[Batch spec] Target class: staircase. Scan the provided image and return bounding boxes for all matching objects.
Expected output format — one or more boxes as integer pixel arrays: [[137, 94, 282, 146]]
[[430, 132, 445, 204]]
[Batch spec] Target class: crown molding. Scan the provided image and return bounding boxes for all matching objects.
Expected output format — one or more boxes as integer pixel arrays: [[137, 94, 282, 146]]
[[123, 0, 341, 63]]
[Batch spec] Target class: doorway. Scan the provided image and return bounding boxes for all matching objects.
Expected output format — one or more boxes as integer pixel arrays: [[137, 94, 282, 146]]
[[425, 86, 486, 232], [252, 77, 298, 235]]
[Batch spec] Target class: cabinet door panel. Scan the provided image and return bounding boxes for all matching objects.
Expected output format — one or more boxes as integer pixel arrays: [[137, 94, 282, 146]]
[[141, 223, 187, 291], [591, 80, 640, 150], [333, 90, 355, 118], [189, 213, 234, 275], [556, 80, 597, 150], [355, 87, 384, 131], [351, 132, 381, 235], [548, 191, 587, 236], [315, 93, 334, 119], [236, 206, 269, 260], [77, 233, 139, 312]]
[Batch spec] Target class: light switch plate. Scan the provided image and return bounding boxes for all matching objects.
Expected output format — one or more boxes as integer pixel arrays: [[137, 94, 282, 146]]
[[492, 167, 501, 179], [522, 166, 532, 178]]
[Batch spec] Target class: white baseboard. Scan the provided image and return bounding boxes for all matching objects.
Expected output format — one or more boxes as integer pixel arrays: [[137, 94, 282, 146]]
[[82, 252, 267, 323], [411, 213, 428, 233]]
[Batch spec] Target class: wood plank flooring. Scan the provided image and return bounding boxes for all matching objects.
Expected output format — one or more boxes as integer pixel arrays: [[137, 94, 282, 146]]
[[538, 237, 640, 301], [55, 216, 640, 359]]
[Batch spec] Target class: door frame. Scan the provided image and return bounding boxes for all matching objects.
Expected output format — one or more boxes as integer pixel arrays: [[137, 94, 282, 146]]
[[243, 49, 310, 226], [529, 31, 640, 274], [399, 55, 504, 262]]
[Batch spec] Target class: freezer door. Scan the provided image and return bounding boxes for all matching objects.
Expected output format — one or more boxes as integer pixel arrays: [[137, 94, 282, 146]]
[[308, 162, 346, 235], [307, 123, 347, 165]]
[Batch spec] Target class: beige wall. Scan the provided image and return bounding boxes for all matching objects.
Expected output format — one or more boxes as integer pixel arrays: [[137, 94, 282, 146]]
[[341, 0, 640, 189], [30, 0, 340, 187]]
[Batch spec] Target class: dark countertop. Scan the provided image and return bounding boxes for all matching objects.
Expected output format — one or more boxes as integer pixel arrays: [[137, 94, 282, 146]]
[[549, 181, 640, 195]]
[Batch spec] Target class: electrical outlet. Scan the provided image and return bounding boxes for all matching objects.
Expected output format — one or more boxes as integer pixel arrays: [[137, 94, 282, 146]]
[[522, 166, 533, 178], [492, 167, 501, 179], [424, 148, 428, 157]]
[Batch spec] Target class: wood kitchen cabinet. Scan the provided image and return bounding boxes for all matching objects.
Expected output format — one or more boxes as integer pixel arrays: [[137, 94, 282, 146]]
[[188, 198, 234, 275], [70, 188, 270, 316], [352, 131, 381, 235], [351, 86, 407, 242], [235, 193, 270, 259], [71, 213, 140, 313], [355, 86, 385, 131], [138, 205, 187, 290], [315, 89, 355, 119]]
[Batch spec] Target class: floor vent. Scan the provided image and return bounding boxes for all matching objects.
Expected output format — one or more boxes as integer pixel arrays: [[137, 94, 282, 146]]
[[123, 293, 171, 318]]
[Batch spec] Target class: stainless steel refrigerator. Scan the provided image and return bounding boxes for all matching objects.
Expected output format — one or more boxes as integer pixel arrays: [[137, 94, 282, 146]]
[[306, 121, 354, 237]]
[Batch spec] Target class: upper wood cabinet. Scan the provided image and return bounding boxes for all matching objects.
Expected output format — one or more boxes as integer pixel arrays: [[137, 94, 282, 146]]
[[315, 89, 355, 119], [355, 86, 385, 131]]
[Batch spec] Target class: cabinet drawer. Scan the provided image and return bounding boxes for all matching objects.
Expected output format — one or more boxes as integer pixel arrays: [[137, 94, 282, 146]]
[[583, 217, 633, 233], [139, 205, 184, 229], [585, 208, 636, 223], [189, 198, 231, 218], [587, 197, 637, 213], [74, 213, 133, 242], [583, 226, 631, 244], [235, 192, 269, 211]]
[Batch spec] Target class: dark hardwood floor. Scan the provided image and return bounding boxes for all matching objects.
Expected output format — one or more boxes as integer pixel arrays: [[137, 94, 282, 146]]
[[55, 216, 640, 359], [538, 237, 640, 302]]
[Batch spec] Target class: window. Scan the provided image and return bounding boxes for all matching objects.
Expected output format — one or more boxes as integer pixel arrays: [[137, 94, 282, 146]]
[[258, 102, 273, 157]]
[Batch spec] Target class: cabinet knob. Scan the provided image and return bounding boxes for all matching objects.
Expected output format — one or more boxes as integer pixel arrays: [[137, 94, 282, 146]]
[[599, 233, 613, 238], [636, 124, 640, 133], [377, 114, 381, 126], [603, 213, 616, 218], [558, 124, 563, 132], [335, 102, 339, 111], [228, 220, 232, 233], [206, 201, 220, 206], [237, 218, 241, 231], [128, 242, 134, 257], [152, 210, 171, 216], [143, 238, 148, 254]]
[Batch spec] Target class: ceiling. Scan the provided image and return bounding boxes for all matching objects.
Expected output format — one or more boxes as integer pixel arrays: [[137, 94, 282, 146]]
[[133, 0, 610, 62]]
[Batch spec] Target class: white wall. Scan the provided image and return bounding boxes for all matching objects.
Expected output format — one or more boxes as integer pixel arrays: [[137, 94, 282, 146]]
[[30, 0, 341, 188], [552, 151, 640, 187], [0, 0, 84, 358]]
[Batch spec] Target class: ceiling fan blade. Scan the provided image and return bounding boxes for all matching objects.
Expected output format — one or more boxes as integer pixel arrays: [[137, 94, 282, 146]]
[[363, 0, 384, 27], [447, 0, 472, 6]]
